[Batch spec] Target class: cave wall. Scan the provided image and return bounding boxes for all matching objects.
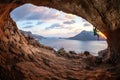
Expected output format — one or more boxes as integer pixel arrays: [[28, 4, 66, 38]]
[[1, 0, 120, 31], [0, 0, 120, 63], [0, 0, 120, 79]]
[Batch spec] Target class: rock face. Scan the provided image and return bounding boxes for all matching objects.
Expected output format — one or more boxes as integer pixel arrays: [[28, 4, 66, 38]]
[[0, 0, 120, 79], [8, 0, 119, 64], [68, 30, 105, 41], [20, 30, 45, 40], [98, 49, 109, 61]]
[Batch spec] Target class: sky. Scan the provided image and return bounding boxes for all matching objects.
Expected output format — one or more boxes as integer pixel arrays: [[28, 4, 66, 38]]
[[10, 4, 93, 37]]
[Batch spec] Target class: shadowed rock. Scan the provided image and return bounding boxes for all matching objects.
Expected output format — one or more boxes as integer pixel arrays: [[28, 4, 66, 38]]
[[0, 0, 120, 79]]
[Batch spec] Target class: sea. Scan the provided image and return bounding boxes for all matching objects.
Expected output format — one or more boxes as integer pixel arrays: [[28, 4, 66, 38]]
[[40, 38, 107, 56]]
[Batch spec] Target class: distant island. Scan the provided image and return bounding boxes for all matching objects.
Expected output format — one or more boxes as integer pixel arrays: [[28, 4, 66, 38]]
[[68, 30, 105, 41], [20, 30, 45, 40]]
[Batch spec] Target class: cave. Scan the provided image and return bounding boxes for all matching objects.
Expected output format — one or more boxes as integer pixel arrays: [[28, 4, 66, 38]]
[[0, 0, 120, 80]]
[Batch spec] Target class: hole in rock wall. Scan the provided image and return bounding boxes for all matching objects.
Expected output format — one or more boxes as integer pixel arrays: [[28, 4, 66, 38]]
[[10, 3, 108, 56]]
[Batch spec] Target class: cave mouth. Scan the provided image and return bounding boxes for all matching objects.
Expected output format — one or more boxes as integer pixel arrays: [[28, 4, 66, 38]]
[[10, 3, 108, 55]]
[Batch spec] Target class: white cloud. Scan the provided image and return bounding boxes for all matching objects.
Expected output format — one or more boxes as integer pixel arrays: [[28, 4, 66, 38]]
[[11, 3, 93, 37], [63, 20, 76, 24], [11, 4, 60, 21]]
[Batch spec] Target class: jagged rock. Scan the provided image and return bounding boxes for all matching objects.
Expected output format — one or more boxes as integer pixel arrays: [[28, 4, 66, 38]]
[[0, 0, 120, 63], [98, 49, 108, 61], [20, 30, 45, 40], [84, 51, 90, 56], [94, 56, 102, 65], [0, 0, 120, 80]]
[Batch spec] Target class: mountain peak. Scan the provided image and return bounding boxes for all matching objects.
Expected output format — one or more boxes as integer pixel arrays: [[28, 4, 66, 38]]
[[68, 30, 105, 41]]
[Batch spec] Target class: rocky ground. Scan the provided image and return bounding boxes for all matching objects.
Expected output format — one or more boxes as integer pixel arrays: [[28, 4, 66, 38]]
[[0, 0, 120, 80], [0, 32, 117, 80]]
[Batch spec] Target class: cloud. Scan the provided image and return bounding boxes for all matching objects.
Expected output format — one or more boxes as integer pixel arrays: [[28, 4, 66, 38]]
[[36, 21, 44, 25], [63, 20, 76, 24], [11, 4, 59, 21], [83, 23, 91, 27], [23, 25, 33, 28], [25, 22, 32, 24], [11, 3, 93, 37], [25, 11, 58, 20], [45, 23, 62, 30], [11, 4, 34, 21], [65, 14, 76, 19], [82, 19, 87, 22]]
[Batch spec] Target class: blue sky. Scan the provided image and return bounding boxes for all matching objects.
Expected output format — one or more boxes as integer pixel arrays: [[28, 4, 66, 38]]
[[10, 4, 93, 37]]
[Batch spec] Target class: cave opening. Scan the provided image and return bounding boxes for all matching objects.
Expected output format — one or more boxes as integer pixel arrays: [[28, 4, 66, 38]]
[[10, 3, 108, 56]]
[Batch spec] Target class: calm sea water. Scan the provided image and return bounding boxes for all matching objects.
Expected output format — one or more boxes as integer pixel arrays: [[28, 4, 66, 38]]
[[40, 38, 107, 56]]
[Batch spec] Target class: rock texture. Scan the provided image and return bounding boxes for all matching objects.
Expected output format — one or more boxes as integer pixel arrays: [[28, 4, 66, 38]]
[[8, 0, 120, 64], [0, 17, 114, 79], [0, 0, 120, 79]]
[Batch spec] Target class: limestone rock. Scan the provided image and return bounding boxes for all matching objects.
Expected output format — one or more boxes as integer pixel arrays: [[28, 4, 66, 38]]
[[0, 0, 120, 79]]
